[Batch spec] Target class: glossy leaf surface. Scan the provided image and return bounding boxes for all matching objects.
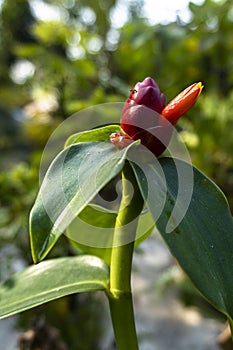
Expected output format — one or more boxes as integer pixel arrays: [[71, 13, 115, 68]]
[[0, 255, 109, 319], [131, 156, 233, 327], [30, 141, 138, 263], [65, 124, 120, 147]]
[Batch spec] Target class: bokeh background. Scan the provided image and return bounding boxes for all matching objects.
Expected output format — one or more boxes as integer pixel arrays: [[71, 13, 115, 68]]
[[0, 0, 233, 349]]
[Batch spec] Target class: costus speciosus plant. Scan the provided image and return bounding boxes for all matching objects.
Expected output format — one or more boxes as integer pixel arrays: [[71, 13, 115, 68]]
[[0, 77, 232, 350]]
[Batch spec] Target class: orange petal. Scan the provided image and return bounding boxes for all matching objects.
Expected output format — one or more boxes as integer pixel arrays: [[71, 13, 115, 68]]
[[161, 82, 203, 124]]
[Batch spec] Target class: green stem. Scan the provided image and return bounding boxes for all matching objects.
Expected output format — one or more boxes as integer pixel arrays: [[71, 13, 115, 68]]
[[107, 162, 144, 350]]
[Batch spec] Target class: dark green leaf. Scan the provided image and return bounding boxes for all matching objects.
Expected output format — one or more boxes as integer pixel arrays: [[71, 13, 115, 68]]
[[0, 255, 109, 319], [30, 141, 138, 263], [131, 155, 233, 327]]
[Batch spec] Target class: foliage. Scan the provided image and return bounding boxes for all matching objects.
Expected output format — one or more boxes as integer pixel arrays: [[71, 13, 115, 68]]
[[0, 0, 233, 347], [0, 123, 233, 347]]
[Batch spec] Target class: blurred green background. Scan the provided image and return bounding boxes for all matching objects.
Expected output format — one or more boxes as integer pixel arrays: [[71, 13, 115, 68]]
[[0, 0, 232, 348]]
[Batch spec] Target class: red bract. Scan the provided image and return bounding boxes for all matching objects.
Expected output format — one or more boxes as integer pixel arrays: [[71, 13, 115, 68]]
[[126, 77, 166, 113], [113, 77, 203, 157]]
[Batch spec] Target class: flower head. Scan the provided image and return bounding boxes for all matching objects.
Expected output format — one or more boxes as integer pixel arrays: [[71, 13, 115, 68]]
[[111, 77, 203, 157]]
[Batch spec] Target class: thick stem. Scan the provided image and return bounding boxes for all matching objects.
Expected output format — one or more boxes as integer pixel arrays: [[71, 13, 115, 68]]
[[107, 162, 144, 350]]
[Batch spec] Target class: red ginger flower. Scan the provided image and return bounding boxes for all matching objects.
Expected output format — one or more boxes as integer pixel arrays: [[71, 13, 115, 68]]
[[111, 77, 203, 156]]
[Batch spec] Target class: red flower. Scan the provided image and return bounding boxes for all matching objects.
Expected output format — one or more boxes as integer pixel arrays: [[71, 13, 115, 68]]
[[111, 77, 203, 156]]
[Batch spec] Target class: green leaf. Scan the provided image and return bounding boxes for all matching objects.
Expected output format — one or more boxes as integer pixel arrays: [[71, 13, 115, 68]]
[[131, 155, 233, 326], [65, 124, 120, 148], [67, 204, 115, 265], [135, 209, 155, 246], [67, 204, 154, 265], [30, 141, 138, 263], [0, 255, 109, 319]]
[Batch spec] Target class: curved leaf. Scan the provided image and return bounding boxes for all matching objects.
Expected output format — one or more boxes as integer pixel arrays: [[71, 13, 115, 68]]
[[0, 255, 109, 319], [30, 141, 138, 263], [65, 124, 120, 148], [132, 156, 233, 326], [67, 204, 154, 265], [67, 204, 115, 265]]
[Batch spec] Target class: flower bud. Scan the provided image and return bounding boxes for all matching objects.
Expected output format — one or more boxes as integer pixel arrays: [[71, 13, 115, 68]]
[[120, 77, 166, 147], [114, 78, 203, 157], [127, 77, 166, 113]]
